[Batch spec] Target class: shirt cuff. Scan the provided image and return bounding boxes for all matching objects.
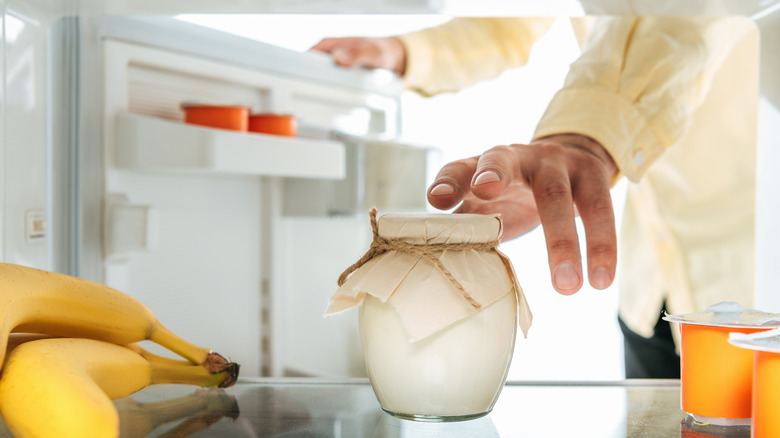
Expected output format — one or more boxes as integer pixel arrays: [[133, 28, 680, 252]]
[[397, 32, 438, 97], [533, 87, 668, 183]]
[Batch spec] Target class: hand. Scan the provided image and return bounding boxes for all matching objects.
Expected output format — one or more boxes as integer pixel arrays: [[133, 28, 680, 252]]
[[310, 37, 407, 76], [427, 134, 619, 295]]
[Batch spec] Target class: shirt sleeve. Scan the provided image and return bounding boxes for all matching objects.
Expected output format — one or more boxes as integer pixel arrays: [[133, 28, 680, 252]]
[[532, 16, 758, 182], [397, 17, 556, 97]]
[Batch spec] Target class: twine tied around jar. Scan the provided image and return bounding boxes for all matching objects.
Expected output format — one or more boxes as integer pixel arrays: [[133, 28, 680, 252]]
[[337, 208, 500, 311]]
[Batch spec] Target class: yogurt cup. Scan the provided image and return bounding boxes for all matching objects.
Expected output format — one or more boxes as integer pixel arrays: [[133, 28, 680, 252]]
[[248, 113, 297, 137], [181, 103, 249, 131], [729, 328, 780, 438], [664, 302, 780, 426]]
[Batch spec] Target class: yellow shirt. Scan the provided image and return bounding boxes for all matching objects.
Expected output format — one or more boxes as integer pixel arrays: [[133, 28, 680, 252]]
[[399, 17, 759, 341]]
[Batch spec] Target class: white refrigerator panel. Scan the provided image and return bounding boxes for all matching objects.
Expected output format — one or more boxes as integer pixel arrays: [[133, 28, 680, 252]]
[[103, 173, 265, 375], [276, 216, 372, 377], [1, 6, 56, 269]]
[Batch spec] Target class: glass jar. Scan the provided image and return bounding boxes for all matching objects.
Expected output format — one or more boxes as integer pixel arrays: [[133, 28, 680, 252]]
[[328, 209, 532, 422]]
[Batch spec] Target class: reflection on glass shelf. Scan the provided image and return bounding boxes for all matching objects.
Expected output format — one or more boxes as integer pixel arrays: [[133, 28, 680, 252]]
[[112, 379, 685, 437]]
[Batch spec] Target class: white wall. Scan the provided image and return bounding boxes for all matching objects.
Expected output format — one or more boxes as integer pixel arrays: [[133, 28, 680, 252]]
[[755, 97, 780, 312]]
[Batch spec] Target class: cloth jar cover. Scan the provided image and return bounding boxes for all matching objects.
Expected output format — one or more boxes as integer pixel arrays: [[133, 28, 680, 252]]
[[326, 211, 532, 343]]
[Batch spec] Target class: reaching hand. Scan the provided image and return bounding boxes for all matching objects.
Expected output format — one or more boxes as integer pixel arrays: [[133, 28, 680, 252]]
[[310, 37, 407, 76], [427, 134, 619, 295]]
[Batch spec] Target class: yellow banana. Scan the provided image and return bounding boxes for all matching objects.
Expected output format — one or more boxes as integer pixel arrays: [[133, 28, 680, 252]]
[[0, 263, 217, 366], [0, 337, 236, 438], [9, 335, 198, 368], [2, 333, 53, 374]]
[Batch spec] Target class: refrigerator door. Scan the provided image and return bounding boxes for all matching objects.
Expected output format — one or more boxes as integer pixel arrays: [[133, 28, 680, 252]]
[[90, 17, 418, 377]]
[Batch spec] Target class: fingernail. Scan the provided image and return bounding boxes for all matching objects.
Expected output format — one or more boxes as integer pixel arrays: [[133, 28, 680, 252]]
[[591, 268, 611, 290], [590, 268, 612, 289], [430, 183, 455, 196], [554, 262, 580, 292], [474, 170, 500, 186]]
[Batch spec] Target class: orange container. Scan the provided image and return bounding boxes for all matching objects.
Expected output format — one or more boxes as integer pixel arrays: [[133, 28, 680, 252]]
[[751, 350, 780, 437], [680, 323, 770, 421], [728, 328, 780, 438], [181, 104, 249, 131], [248, 114, 297, 137]]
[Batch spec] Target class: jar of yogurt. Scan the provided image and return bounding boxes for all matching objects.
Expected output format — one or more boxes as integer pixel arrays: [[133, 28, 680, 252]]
[[327, 209, 532, 422]]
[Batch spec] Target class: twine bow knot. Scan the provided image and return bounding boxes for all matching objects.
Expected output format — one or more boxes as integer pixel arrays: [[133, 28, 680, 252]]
[[337, 208, 500, 310]]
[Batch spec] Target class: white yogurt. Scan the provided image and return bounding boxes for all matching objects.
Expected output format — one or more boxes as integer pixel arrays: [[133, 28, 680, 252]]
[[359, 291, 518, 421]]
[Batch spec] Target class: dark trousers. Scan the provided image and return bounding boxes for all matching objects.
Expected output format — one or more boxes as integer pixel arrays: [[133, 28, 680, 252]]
[[619, 308, 681, 379]]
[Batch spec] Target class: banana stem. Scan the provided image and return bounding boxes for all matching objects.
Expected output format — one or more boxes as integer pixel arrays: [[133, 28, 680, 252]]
[[149, 324, 211, 365], [149, 362, 239, 389], [150, 363, 225, 388], [125, 343, 192, 367]]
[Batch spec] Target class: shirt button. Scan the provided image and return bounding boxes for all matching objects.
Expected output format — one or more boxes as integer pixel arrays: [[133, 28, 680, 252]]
[[633, 150, 645, 167]]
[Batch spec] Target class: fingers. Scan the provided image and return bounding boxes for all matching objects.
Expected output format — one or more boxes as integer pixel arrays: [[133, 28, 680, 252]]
[[469, 145, 517, 200], [427, 146, 518, 210], [310, 38, 342, 52], [428, 139, 618, 295], [309, 37, 375, 68], [529, 153, 583, 295], [572, 165, 617, 290], [309, 37, 405, 74], [531, 142, 617, 293], [427, 158, 479, 210]]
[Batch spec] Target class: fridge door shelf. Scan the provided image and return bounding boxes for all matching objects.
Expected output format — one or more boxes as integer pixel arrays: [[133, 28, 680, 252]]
[[114, 111, 345, 179]]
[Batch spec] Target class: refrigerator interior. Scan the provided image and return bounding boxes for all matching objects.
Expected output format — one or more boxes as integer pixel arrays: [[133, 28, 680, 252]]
[[1, 10, 434, 377], [2, 0, 780, 380], [99, 18, 434, 377]]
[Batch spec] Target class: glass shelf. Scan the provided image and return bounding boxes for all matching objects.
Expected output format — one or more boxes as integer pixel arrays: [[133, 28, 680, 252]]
[[45, 378, 710, 438]]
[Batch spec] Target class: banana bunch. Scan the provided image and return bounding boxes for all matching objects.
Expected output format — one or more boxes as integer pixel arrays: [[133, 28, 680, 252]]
[[0, 263, 241, 438]]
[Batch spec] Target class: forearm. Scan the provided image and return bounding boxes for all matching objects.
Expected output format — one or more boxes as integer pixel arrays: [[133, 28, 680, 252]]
[[533, 16, 758, 182], [398, 17, 556, 96]]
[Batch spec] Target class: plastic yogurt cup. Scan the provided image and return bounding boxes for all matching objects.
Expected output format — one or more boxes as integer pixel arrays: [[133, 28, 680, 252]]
[[248, 113, 297, 136], [664, 302, 780, 426], [729, 328, 780, 438], [180, 103, 249, 131]]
